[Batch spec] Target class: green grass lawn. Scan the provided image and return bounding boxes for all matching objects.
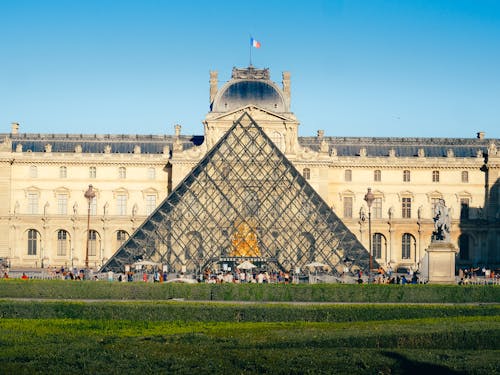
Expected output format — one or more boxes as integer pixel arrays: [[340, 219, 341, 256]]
[[0, 301, 498, 374], [0, 280, 498, 373]]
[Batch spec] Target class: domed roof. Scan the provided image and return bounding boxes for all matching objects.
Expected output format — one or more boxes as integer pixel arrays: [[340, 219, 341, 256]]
[[211, 67, 287, 113]]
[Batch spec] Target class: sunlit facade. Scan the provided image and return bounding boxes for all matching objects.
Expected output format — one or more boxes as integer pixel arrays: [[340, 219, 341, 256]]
[[0, 66, 498, 271]]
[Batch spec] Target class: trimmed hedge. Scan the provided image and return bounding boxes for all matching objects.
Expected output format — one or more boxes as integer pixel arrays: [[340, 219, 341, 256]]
[[0, 300, 498, 322], [0, 279, 499, 302]]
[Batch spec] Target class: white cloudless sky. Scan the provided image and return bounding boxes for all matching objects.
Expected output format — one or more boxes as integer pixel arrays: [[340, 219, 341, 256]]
[[1, 0, 499, 138]]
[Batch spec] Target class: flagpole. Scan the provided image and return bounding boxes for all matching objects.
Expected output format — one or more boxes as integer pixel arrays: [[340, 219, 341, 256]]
[[249, 36, 252, 66]]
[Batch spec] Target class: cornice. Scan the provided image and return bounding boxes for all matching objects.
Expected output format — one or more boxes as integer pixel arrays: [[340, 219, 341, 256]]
[[6, 156, 169, 167]]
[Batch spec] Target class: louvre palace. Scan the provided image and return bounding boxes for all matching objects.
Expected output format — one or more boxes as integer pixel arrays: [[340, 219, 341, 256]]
[[0, 66, 498, 275]]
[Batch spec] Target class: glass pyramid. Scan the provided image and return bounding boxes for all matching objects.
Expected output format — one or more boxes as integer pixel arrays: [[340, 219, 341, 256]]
[[101, 113, 372, 276]]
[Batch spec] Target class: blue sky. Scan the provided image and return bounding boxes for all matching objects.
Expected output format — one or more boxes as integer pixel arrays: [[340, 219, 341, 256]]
[[1, 0, 499, 138]]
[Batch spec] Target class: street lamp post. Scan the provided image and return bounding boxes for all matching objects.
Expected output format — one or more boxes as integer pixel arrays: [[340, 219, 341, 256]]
[[84, 184, 96, 273], [364, 187, 375, 283]]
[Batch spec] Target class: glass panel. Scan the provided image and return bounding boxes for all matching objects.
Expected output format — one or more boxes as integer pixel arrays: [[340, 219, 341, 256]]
[[102, 113, 372, 276]]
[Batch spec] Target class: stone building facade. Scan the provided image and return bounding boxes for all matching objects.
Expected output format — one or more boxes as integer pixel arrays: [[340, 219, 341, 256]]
[[0, 66, 498, 271]]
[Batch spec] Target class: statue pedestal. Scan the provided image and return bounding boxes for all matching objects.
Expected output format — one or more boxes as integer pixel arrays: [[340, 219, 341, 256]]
[[425, 241, 458, 284]]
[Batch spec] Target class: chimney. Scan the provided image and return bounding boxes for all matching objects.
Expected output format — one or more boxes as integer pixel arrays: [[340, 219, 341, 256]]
[[477, 131, 485, 139], [282, 71, 291, 110], [209, 71, 218, 105], [11, 122, 19, 134]]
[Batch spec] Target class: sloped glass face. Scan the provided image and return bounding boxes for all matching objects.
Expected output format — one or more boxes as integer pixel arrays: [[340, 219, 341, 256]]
[[101, 113, 371, 275]]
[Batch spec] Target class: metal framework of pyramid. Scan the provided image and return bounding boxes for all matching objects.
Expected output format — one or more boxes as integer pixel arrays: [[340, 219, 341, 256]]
[[101, 113, 372, 275]]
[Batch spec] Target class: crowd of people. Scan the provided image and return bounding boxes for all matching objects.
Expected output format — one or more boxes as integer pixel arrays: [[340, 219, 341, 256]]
[[1, 264, 498, 285]]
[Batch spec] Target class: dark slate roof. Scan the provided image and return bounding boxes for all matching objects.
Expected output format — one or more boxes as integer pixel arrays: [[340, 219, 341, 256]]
[[298, 136, 498, 158], [2, 132, 497, 158], [3, 133, 204, 154], [212, 80, 286, 113]]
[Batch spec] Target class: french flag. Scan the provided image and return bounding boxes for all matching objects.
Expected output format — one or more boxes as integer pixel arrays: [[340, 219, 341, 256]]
[[250, 37, 261, 48]]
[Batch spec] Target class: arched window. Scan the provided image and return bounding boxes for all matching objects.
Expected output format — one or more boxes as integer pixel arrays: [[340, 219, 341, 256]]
[[116, 230, 129, 245], [402, 233, 415, 259], [461, 171, 469, 183], [374, 170, 381, 182], [57, 230, 69, 256], [344, 169, 352, 182], [88, 230, 98, 257], [270, 131, 285, 152], [27, 229, 39, 255], [118, 167, 126, 179], [185, 231, 203, 260], [303, 168, 311, 180], [403, 170, 410, 182], [59, 166, 67, 178], [459, 234, 470, 260], [300, 232, 316, 262], [372, 233, 385, 259]]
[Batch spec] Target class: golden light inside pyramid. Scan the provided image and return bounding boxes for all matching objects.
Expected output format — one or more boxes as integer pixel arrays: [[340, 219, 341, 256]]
[[230, 219, 261, 257]]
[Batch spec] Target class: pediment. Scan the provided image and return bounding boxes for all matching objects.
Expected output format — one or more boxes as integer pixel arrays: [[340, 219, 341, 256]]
[[206, 105, 295, 123]]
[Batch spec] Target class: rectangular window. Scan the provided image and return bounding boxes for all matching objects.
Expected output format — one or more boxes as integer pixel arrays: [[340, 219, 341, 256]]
[[343, 197, 353, 218], [146, 195, 157, 215], [460, 198, 470, 220], [59, 166, 67, 178], [403, 170, 410, 182], [27, 193, 38, 214], [461, 171, 469, 183], [57, 194, 68, 215], [119, 167, 126, 179], [148, 167, 156, 180], [374, 170, 381, 182], [373, 197, 382, 219], [432, 170, 440, 182], [90, 196, 97, 216], [402, 197, 411, 219], [29, 166, 38, 178], [89, 166, 96, 179], [344, 169, 352, 182], [117, 195, 127, 216], [303, 168, 311, 180]]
